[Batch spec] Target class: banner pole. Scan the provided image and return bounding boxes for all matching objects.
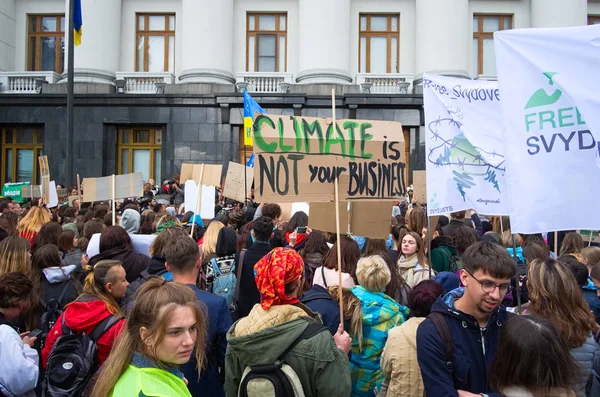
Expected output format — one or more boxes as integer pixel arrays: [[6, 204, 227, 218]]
[[554, 231, 559, 257], [331, 88, 344, 328], [76, 174, 82, 204], [500, 217, 504, 235], [511, 233, 522, 315], [190, 165, 205, 238], [589, 231, 594, 247], [111, 174, 116, 226], [427, 215, 432, 279]]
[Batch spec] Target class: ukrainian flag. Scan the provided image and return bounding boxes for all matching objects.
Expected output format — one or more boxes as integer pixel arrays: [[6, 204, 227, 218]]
[[243, 90, 265, 146], [74, 0, 82, 46]]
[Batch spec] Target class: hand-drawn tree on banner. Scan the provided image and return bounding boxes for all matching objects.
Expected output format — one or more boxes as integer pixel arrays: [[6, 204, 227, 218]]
[[428, 106, 505, 201]]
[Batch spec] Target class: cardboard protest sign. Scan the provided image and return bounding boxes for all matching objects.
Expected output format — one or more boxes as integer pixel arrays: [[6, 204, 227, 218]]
[[308, 202, 350, 235], [2, 182, 30, 202], [57, 188, 68, 203], [82, 173, 143, 202], [350, 201, 393, 239], [180, 164, 222, 187], [184, 180, 215, 219], [222, 162, 254, 203], [308, 201, 390, 239], [253, 115, 406, 202], [192, 164, 222, 187], [21, 185, 42, 199], [412, 171, 426, 204], [180, 163, 195, 183], [38, 156, 50, 204]]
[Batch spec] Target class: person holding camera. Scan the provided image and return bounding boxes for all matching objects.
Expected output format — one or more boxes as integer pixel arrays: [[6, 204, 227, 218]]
[[169, 175, 185, 208]]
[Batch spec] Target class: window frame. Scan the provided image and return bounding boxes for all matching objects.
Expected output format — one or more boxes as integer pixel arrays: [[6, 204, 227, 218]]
[[589, 16, 600, 25], [1, 127, 43, 186], [116, 127, 163, 181], [135, 13, 176, 73], [246, 12, 288, 72], [473, 14, 513, 76], [27, 14, 65, 73], [358, 13, 400, 74]]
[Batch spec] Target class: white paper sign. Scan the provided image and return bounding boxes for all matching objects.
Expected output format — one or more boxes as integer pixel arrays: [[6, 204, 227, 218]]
[[495, 26, 600, 233], [423, 74, 508, 216], [48, 181, 59, 208], [184, 180, 216, 219]]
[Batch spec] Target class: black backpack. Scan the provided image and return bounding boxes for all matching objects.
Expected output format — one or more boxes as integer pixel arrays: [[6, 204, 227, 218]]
[[42, 314, 120, 397], [39, 281, 74, 349], [237, 322, 328, 397]]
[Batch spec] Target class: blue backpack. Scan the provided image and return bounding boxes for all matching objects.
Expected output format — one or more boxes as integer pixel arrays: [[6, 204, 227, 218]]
[[210, 255, 236, 306]]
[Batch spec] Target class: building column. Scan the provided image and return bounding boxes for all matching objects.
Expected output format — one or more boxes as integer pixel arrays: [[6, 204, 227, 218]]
[[0, 0, 16, 72], [296, 0, 352, 85], [531, 0, 587, 28], [415, 0, 470, 79], [63, 0, 121, 84], [179, 0, 235, 84]]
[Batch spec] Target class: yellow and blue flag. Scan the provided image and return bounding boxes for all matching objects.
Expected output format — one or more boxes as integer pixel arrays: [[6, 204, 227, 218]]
[[243, 90, 265, 146], [74, 0, 82, 46]]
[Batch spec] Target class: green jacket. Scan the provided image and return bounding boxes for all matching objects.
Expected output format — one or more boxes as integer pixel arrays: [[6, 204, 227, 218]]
[[225, 304, 352, 397], [110, 364, 191, 397], [430, 245, 458, 273]]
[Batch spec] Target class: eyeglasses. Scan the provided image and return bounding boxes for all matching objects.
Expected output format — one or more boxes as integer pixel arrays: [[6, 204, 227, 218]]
[[465, 270, 512, 295]]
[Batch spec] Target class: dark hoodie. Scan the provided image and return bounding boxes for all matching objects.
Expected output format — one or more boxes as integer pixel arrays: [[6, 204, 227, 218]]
[[416, 288, 507, 397], [88, 247, 149, 283], [124, 255, 171, 303]]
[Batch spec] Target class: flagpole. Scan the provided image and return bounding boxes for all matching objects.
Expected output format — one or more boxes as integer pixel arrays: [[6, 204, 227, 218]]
[[66, 0, 75, 188], [243, 148, 248, 208]]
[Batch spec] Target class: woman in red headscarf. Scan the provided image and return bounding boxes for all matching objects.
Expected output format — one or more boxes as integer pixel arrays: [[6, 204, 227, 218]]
[[224, 247, 353, 397]]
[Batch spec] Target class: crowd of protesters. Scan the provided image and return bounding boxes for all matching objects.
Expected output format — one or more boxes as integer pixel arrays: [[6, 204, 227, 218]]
[[0, 180, 598, 397]]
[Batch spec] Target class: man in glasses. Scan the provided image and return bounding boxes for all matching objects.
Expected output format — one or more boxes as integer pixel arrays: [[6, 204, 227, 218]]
[[416, 241, 517, 397]]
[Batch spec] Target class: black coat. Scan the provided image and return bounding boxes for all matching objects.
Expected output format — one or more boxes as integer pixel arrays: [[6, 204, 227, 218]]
[[234, 242, 272, 318], [88, 247, 149, 283]]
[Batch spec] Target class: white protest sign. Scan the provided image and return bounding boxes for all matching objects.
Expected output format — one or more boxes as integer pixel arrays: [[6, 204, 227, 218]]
[[48, 181, 59, 208], [184, 180, 215, 219], [495, 26, 600, 233], [423, 74, 508, 216]]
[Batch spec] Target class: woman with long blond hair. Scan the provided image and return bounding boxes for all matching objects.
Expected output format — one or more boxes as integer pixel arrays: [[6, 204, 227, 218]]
[[397, 232, 431, 287], [18, 205, 51, 246], [91, 279, 207, 397], [198, 221, 224, 287], [41, 260, 127, 368], [0, 236, 31, 277], [526, 259, 596, 397]]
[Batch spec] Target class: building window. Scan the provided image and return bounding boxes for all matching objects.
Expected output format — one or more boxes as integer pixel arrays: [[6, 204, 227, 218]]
[[359, 14, 399, 74], [1, 127, 43, 185], [136, 14, 175, 72], [589, 16, 600, 25], [27, 15, 65, 73], [246, 13, 287, 72], [117, 128, 162, 183], [473, 14, 512, 76]]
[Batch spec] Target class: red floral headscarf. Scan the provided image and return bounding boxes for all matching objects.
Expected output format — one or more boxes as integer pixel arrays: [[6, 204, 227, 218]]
[[254, 247, 304, 310]]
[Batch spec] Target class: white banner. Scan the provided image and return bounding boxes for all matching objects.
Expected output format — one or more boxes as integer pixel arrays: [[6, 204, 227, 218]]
[[495, 26, 600, 233], [423, 73, 508, 216], [184, 180, 216, 219]]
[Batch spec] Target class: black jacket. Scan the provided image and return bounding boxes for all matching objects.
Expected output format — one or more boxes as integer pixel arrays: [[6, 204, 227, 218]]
[[234, 242, 272, 318], [88, 247, 149, 283], [124, 255, 168, 302]]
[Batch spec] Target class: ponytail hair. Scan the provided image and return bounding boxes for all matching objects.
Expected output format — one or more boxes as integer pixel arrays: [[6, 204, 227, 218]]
[[83, 259, 123, 315]]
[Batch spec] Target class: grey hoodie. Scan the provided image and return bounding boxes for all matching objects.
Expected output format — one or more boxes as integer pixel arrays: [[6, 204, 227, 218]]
[[120, 208, 141, 234]]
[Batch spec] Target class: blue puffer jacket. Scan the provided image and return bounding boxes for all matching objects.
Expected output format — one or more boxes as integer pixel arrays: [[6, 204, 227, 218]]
[[416, 288, 507, 397], [570, 334, 597, 397]]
